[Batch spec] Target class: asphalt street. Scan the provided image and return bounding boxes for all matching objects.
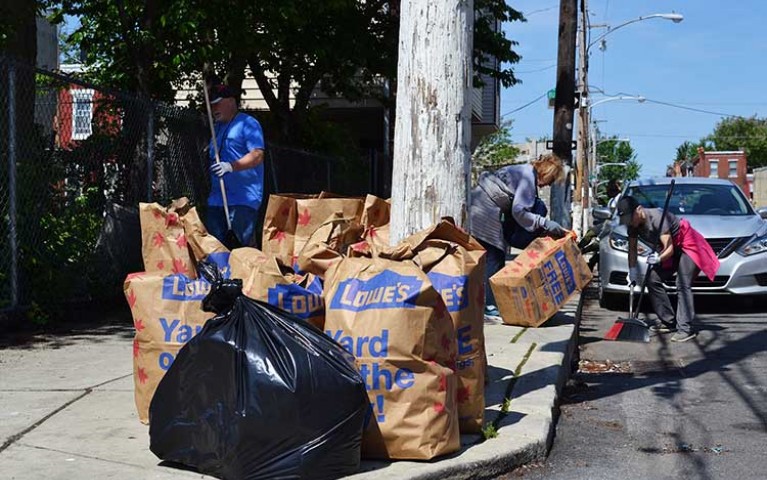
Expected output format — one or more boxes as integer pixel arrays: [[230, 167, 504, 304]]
[[502, 277, 767, 480]]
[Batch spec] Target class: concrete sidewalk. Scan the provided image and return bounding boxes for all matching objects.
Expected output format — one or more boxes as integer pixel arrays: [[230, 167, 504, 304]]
[[0, 295, 580, 480]]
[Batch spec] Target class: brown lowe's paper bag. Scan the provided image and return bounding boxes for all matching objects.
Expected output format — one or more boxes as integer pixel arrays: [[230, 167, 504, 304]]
[[138, 198, 195, 278], [404, 219, 487, 434], [296, 213, 365, 279], [293, 194, 363, 268], [261, 194, 307, 266], [261, 193, 364, 268], [361, 194, 391, 247], [230, 248, 325, 329], [490, 235, 592, 327], [124, 271, 214, 423], [180, 206, 229, 262], [324, 255, 460, 460]]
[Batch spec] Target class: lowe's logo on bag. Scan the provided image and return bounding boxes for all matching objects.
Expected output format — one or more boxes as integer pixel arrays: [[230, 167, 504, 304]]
[[268, 283, 323, 319], [330, 270, 422, 311], [428, 272, 468, 312], [162, 275, 211, 301], [554, 251, 576, 294]]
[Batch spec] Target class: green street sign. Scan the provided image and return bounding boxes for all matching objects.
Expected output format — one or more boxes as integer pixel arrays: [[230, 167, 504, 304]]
[[547, 89, 556, 100]]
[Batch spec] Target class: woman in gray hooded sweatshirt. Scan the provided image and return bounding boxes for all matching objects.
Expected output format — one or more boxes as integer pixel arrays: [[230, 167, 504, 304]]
[[470, 154, 567, 318]]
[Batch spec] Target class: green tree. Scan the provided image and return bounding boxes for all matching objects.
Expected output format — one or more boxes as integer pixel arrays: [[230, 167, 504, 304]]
[[594, 136, 640, 203], [471, 119, 522, 175], [705, 116, 767, 169], [675, 140, 704, 163], [48, 0, 525, 148]]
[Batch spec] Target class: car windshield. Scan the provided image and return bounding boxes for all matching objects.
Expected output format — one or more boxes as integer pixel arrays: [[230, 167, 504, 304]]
[[625, 183, 753, 216]]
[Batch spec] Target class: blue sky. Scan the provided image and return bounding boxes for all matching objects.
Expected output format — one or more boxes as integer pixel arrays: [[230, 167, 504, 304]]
[[501, 0, 767, 177]]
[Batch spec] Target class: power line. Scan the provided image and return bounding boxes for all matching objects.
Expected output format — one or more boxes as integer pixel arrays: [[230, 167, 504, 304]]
[[611, 132, 767, 140], [501, 92, 547, 117], [643, 99, 744, 118], [524, 5, 558, 16], [516, 64, 556, 74]]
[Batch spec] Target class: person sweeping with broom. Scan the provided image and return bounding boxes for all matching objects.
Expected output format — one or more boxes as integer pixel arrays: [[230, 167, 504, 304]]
[[617, 195, 720, 343], [204, 82, 266, 248]]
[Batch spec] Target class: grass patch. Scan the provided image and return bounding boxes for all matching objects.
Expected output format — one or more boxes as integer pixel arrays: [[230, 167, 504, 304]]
[[510, 327, 528, 344], [482, 423, 499, 440], [514, 342, 537, 378], [501, 397, 511, 413]]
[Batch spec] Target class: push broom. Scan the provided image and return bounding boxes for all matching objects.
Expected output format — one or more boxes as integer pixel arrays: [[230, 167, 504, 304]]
[[605, 179, 676, 342]]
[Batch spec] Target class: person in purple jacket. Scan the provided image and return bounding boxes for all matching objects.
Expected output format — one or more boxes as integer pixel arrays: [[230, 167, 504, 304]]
[[206, 83, 266, 247], [469, 154, 567, 319]]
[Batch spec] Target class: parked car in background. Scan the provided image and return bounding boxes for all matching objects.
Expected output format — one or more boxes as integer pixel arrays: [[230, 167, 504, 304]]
[[595, 177, 767, 310]]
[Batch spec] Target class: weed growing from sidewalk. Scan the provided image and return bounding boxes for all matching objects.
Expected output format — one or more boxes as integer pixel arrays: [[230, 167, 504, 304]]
[[482, 423, 499, 440], [501, 397, 511, 413]]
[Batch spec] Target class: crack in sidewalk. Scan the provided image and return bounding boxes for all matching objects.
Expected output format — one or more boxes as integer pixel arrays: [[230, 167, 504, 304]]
[[0, 373, 132, 454]]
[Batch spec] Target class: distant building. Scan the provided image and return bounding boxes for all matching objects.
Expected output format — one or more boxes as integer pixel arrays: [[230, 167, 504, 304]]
[[513, 140, 551, 163], [693, 149, 750, 197]]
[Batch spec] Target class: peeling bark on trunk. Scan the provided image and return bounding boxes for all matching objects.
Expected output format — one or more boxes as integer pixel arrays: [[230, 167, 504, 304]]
[[389, 1, 474, 244]]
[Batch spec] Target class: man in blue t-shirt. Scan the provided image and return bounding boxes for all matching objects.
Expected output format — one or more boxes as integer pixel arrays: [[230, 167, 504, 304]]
[[206, 84, 265, 246]]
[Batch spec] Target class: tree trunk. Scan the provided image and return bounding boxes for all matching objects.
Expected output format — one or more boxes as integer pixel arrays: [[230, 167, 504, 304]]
[[389, 1, 474, 244]]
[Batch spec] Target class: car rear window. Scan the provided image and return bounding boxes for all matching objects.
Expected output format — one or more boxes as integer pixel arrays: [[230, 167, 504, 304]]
[[625, 184, 752, 216]]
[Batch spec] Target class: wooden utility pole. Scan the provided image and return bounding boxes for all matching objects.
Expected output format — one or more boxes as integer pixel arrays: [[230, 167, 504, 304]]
[[389, 1, 474, 244], [573, 0, 589, 236], [550, 0, 577, 229]]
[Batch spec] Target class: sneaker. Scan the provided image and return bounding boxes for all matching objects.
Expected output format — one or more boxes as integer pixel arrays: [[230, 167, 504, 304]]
[[671, 331, 697, 343], [649, 322, 676, 334], [484, 305, 502, 320]]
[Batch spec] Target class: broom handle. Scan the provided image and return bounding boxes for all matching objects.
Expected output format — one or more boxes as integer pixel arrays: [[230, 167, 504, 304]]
[[633, 179, 676, 318], [202, 82, 233, 231]]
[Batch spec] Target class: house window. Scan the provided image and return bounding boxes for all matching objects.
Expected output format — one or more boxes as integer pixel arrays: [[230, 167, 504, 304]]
[[729, 159, 738, 177], [709, 160, 719, 177], [72, 89, 94, 140]]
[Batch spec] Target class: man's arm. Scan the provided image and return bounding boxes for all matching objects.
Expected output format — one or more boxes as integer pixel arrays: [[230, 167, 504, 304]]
[[657, 233, 674, 262], [231, 148, 264, 171], [628, 236, 638, 268]]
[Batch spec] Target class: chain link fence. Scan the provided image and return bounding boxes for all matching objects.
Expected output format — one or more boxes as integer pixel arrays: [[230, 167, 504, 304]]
[[267, 144, 377, 196], [0, 56, 378, 319], [0, 56, 212, 316]]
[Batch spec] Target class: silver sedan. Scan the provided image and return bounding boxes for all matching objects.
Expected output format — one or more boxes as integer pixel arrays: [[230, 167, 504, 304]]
[[595, 177, 767, 310]]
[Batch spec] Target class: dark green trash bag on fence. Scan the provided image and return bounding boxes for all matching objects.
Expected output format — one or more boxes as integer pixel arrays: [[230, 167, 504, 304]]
[[149, 260, 369, 480]]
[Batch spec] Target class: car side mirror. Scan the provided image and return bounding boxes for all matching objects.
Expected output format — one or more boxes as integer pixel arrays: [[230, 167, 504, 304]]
[[592, 207, 612, 221], [757, 207, 767, 220]]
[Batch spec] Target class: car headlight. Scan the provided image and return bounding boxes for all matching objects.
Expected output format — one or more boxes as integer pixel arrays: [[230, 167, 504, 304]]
[[609, 232, 650, 256], [738, 233, 767, 256]]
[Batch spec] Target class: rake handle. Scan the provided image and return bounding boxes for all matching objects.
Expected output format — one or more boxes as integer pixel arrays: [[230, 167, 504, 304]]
[[202, 81, 233, 231]]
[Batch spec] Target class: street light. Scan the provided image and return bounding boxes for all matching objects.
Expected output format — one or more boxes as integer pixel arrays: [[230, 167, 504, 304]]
[[587, 95, 644, 179], [572, 6, 684, 236], [587, 13, 684, 52]]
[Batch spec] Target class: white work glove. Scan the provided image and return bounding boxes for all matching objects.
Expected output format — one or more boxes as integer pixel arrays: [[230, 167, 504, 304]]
[[627, 266, 638, 286], [543, 219, 568, 239], [210, 161, 233, 177], [646, 252, 660, 265]]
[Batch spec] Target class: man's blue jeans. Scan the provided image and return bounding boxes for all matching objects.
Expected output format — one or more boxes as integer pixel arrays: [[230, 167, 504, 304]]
[[205, 205, 260, 247]]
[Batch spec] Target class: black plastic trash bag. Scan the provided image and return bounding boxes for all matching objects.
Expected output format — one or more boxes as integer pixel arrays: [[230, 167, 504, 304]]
[[149, 260, 369, 480]]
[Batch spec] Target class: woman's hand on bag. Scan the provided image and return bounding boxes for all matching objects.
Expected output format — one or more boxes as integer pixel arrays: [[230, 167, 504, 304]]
[[544, 219, 567, 238]]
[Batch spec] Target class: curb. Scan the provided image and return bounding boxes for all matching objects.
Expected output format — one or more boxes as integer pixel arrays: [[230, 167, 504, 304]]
[[350, 292, 581, 480]]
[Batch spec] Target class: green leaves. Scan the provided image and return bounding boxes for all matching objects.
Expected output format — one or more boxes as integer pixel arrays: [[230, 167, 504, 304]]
[[708, 116, 767, 169], [675, 116, 767, 171], [594, 136, 640, 204], [471, 119, 523, 175]]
